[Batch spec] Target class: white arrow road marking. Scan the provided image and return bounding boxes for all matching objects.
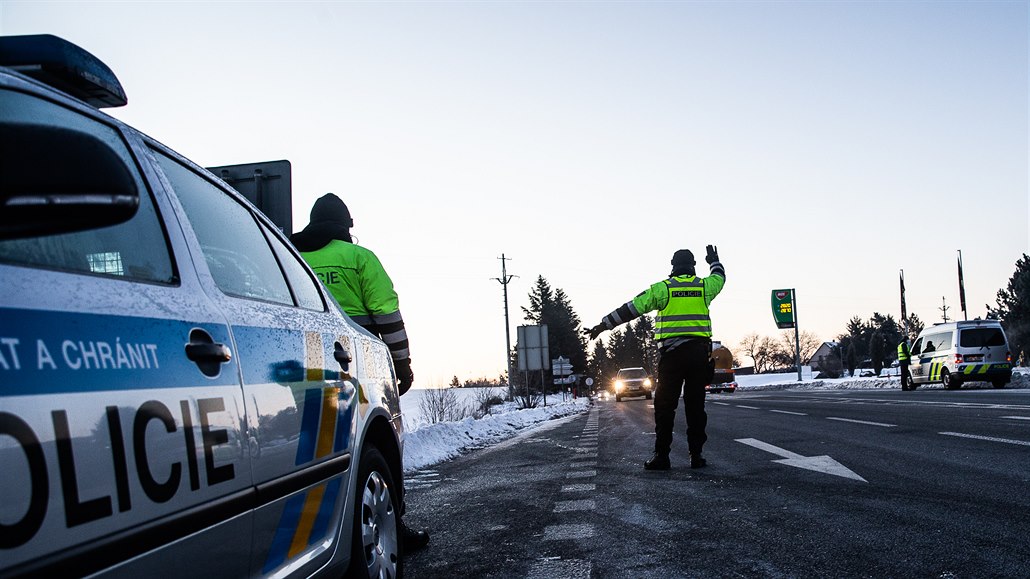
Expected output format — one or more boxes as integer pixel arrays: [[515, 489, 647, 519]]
[[736, 438, 867, 482]]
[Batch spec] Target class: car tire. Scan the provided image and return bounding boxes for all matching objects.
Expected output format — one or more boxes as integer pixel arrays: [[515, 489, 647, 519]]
[[942, 369, 960, 390], [901, 374, 913, 391], [347, 446, 402, 579], [615, 395, 622, 402], [645, 392, 652, 400], [992, 379, 1007, 389]]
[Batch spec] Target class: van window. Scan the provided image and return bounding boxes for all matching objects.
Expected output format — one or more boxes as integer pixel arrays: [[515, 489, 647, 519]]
[[0, 89, 175, 283], [911, 337, 923, 355], [960, 328, 1006, 348]]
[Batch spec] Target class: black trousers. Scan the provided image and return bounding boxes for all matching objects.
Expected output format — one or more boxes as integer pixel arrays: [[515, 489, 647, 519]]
[[654, 339, 713, 456]]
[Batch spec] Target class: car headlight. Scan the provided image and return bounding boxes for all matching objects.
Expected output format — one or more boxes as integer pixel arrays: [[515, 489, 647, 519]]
[[614, 380, 624, 391], [644, 378, 652, 387]]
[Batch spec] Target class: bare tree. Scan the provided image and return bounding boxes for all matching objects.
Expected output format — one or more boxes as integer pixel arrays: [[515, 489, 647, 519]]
[[777, 330, 821, 368]]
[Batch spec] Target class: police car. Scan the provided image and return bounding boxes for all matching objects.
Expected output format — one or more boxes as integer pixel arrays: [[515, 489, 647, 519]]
[[907, 320, 1013, 390], [1, 35, 405, 578]]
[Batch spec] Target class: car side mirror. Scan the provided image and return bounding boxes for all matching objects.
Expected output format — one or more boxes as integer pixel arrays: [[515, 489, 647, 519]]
[[0, 123, 139, 240]]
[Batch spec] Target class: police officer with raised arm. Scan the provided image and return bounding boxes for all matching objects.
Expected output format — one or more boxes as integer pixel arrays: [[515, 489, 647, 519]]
[[586, 245, 725, 470]]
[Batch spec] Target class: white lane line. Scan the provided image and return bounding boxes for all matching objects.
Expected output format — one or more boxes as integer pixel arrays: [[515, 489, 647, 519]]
[[1001, 416, 1030, 421], [940, 432, 1030, 447], [553, 499, 596, 513], [827, 417, 896, 427], [736, 405, 760, 410], [711, 402, 730, 406], [527, 559, 593, 579], [561, 483, 596, 493], [542, 523, 596, 540], [770, 410, 807, 416], [566, 470, 596, 479]]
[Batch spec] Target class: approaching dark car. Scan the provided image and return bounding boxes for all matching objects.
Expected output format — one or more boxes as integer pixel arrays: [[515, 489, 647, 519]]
[[612, 367, 653, 401]]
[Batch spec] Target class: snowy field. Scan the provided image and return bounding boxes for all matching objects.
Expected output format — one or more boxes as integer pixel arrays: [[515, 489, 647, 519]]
[[398, 367, 1029, 473]]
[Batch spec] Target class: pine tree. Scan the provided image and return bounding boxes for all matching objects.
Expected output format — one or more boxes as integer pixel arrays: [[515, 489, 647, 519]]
[[989, 253, 1030, 365], [521, 275, 588, 383]]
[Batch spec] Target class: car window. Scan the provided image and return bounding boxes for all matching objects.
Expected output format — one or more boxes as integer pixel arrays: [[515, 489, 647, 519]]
[[911, 337, 923, 355], [0, 89, 175, 283], [618, 369, 647, 379], [153, 151, 293, 305], [260, 220, 325, 311], [960, 328, 1006, 348], [936, 333, 953, 350]]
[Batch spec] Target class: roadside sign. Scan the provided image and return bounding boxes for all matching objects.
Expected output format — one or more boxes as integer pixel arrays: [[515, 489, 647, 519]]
[[207, 160, 292, 234], [771, 289, 795, 329], [517, 325, 549, 371], [551, 356, 573, 376]]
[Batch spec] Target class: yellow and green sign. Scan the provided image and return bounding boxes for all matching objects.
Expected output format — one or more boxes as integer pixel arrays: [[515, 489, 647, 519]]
[[771, 289, 795, 329]]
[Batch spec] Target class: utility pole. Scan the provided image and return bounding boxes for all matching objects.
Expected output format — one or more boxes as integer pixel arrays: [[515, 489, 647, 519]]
[[940, 296, 951, 323], [493, 254, 516, 400]]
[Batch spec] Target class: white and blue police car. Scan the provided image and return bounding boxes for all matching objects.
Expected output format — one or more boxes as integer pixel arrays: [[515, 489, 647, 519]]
[[1, 34, 406, 578]]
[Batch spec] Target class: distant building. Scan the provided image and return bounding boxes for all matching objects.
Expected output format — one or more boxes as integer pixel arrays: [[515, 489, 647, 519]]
[[808, 341, 842, 376]]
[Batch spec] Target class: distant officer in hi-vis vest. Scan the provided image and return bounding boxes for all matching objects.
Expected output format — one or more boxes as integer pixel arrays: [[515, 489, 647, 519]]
[[586, 246, 725, 470]]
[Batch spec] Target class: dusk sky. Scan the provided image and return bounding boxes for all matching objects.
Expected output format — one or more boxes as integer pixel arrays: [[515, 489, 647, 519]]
[[3, 1, 1026, 386]]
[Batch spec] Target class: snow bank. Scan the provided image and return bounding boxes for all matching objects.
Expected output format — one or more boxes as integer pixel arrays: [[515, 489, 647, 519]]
[[402, 397, 590, 473]]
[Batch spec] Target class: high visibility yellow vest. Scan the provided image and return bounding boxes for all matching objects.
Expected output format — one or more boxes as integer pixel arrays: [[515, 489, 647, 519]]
[[898, 342, 910, 362], [631, 274, 723, 341]]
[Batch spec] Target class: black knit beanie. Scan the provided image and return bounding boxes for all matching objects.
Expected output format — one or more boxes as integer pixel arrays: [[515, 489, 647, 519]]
[[670, 249, 696, 276]]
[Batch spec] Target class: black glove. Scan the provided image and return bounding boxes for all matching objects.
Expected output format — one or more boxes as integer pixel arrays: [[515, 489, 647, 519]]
[[583, 324, 606, 340], [705, 244, 719, 264], [395, 358, 414, 396]]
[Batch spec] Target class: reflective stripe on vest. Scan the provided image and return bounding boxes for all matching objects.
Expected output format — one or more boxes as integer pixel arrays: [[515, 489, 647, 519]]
[[655, 277, 711, 340]]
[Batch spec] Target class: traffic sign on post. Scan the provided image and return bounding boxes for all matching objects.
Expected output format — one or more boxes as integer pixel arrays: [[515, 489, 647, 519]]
[[551, 356, 573, 376]]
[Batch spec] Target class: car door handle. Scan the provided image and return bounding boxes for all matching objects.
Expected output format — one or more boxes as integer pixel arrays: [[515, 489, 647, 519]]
[[334, 342, 351, 371], [185, 343, 232, 362], [185, 329, 231, 377]]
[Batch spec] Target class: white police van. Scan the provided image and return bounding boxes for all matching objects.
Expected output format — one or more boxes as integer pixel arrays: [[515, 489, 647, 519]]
[[907, 320, 1013, 390], [1, 35, 405, 578]]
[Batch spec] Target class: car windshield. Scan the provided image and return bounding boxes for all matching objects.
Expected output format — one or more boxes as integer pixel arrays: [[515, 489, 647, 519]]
[[960, 328, 1006, 348], [618, 369, 648, 379]]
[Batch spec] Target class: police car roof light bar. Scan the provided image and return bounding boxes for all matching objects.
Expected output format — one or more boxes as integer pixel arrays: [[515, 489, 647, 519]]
[[0, 34, 127, 108]]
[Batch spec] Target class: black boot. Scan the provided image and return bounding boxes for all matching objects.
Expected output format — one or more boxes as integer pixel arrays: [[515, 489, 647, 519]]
[[644, 452, 670, 470], [401, 520, 430, 551], [689, 454, 707, 469]]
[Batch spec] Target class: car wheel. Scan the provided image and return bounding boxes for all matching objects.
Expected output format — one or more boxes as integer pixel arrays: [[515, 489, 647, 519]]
[[615, 395, 622, 402], [645, 392, 652, 400], [992, 379, 1007, 389], [348, 446, 402, 579], [901, 374, 912, 391], [942, 369, 960, 390]]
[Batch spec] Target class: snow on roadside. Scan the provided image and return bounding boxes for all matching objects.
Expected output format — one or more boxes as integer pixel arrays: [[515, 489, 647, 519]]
[[402, 397, 590, 473]]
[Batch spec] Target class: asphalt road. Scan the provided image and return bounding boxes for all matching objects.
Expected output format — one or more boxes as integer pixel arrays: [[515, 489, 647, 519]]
[[403, 389, 1030, 578]]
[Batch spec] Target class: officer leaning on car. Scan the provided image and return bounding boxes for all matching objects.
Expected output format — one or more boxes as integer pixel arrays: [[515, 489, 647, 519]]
[[586, 245, 725, 470], [291, 193, 429, 549]]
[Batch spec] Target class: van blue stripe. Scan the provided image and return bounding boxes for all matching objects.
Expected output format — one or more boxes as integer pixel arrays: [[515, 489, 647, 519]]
[[263, 492, 307, 573], [295, 388, 322, 465], [308, 478, 343, 545]]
